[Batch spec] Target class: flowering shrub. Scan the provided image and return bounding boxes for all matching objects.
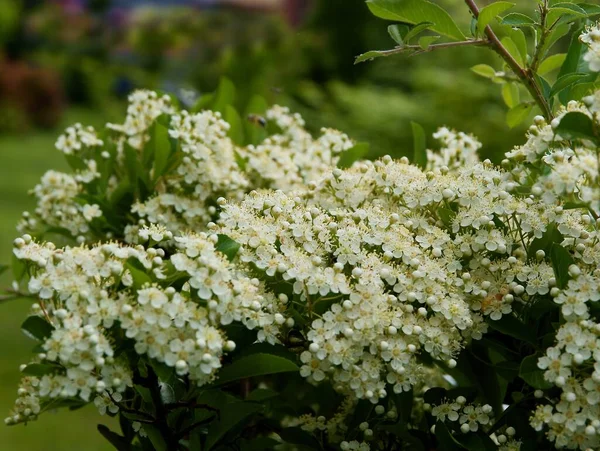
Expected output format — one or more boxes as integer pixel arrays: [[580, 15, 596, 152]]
[[6, 2, 600, 451]]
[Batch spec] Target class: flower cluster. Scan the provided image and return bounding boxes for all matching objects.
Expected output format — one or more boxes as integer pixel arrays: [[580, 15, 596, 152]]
[[581, 23, 600, 73], [19, 90, 355, 244], [6, 231, 285, 425]]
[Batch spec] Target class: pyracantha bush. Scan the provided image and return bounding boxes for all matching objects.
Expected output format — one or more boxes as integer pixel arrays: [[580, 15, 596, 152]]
[[7, 4, 600, 451]]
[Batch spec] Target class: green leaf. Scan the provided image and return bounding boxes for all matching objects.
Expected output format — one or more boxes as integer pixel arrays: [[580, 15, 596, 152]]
[[97, 425, 132, 451], [477, 2, 514, 36], [411, 121, 427, 168], [212, 77, 236, 114], [538, 22, 571, 62], [554, 111, 597, 141], [152, 122, 172, 181], [486, 315, 535, 345], [143, 425, 168, 451], [502, 83, 520, 108], [404, 21, 434, 42], [205, 402, 262, 450], [21, 316, 54, 341], [435, 421, 465, 451], [216, 234, 241, 262], [550, 243, 574, 289], [538, 53, 567, 76], [550, 73, 588, 97], [11, 254, 27, 283], [500, 12, 535, 28], [215, 353, 299, 386], [125, 260, 152, 290], [388, 24, 410, 45], [506, 103, 532, 128], [279, 427, 323, 450], [225, 105, 245, 145], [519, 354, 552, 389], [500, 36, 524, 66], [337, 142, 370, 168], [419, 35, 440, 50], [366, 0, 465, 41], [21, 363, 63, 377], [244, 95, 269, 146], [354, 50, 390, 64], [471, 64, 496, 79], [547, 3, 587, 25], [246, 388, 279, 402]]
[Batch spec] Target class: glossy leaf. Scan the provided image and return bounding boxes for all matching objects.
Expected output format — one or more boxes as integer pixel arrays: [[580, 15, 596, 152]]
[[388, 24, 409, 45], [205, 402, 262, 450], [215, 234, 241, 262], [366, 0, 465, 40], [477, 2, 514, 36], [550, 243, 574, 289], [519, 354, 552, 389], [215, 353, 298, 386], [404, 21, 434, 42], [550, 73, 588, 97], [500, 12, 535, 28], [97, 425, 132, 451], [554, 111, 597, 141], [21, 316, 54, 341]]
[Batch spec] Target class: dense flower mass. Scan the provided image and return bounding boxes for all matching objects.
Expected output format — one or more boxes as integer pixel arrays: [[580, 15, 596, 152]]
[[7, 32, 600, 448]]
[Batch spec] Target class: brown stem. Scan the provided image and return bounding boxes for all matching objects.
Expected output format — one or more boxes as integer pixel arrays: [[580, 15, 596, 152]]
[[464, 0, 554, 120]]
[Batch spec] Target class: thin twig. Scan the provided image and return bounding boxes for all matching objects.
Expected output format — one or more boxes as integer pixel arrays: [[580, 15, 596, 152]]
[[372, 38, 489, 59], [464, 0, 554, 120]]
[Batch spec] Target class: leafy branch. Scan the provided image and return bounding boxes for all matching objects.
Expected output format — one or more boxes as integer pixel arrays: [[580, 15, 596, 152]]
[[464, 0, 553, 120]]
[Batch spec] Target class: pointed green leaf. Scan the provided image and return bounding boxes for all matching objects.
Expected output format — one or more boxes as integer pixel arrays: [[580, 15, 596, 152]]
[[477, 2, 515, 36], [205, 402, 262, 450], [538, 53, 567, 75], [404, 21, 434, 42], [216, 234, 241, 262], [550, 243, 574, 289], [500, 36, 524, 66], [550, 73, 588, 97], [388, 24, 409, 45], [500, 12, 535, 28], [506, 103, 532, 128], [519, 354, 552, 389], [366, 0, 465, 40], [471, 64, 496, 79], [152, 122, 172, 181], [502, 83, 520, 108], [554, 111, 597, 141], [21, 316, 54, 341], [22, 363, 63, 377], [212, 77, 236, 114], [224, 105, 244, 145], [97, 425, 132, 451], [337, 142, 370, 168], [215, 353, 298, 386]]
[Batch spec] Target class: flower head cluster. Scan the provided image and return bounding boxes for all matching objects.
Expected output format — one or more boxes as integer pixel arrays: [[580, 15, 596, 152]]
[[427, 126, 482, 171], [581, 23, 600, 73], [20, 90, 355, 243], [6, 231, 285, 424]]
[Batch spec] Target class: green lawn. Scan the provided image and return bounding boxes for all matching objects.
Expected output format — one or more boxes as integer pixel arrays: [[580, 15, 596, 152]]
[[0, 109, 117, 450]]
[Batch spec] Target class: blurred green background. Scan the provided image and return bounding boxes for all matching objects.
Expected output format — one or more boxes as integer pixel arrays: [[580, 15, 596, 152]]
[[0, 0, 552, 449]]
